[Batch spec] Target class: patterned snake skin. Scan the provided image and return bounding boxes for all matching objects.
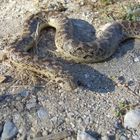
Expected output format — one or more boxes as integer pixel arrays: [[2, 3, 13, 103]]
[[3, 11, 140, 91]]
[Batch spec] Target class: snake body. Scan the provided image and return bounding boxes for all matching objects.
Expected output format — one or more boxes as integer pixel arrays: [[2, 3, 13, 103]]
[[3, 11, 140, 90]]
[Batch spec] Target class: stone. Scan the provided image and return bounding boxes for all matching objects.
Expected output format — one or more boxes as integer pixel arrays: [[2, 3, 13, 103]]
[[134, 57, 140, 62], [19, 90, 29, 97], [124, 109, 140, 129], [37, 107, 48, 121], [1, 120, 18, 140], [101, 135, 110, 140], [26, 98, 36, 110], [77, 131, 97, 140], [119, 135, 128, 140]]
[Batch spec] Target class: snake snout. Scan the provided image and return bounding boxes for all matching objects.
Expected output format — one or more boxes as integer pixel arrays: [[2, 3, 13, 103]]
[[55, 77, 77, 91]]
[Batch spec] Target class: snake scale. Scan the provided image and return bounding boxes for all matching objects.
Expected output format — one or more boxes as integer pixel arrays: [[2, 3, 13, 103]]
[[3, 11, 140, 91]]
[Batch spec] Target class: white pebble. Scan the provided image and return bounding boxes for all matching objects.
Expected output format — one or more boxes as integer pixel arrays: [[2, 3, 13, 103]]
[[124, 109, 140, 129], [134, 57, 140, 62], [77, 131, 97, 140]]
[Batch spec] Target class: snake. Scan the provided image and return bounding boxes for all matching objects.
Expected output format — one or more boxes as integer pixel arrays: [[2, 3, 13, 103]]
[[2, 10, 140, 91]]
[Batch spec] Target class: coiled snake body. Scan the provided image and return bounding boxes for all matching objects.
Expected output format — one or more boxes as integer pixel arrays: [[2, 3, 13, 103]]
[[3, 11, 140, 90]]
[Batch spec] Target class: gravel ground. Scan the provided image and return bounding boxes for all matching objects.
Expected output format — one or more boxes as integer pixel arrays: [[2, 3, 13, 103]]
[[0, 0, 140, 139]]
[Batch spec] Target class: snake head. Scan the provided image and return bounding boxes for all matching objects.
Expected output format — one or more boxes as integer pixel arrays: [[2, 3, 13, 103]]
[[55, 76, 77, 91], [44, 10, 68, 27]]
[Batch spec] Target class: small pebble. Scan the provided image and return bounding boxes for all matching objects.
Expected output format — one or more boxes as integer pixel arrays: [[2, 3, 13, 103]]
[[101, 135, 110, 140], [124, 109, 140, 129], [26, 98, 36, 110], [1, 120, 18, 140], [119, 135, 128, 140], [118, 76, 125, 84], [91, 0, 97, 2], [132, 135, 140, 140], [114, 119, 122, 129], [19, 90, 29, 97], [37, 107, 48, 121], [134, 57, 140, 62], [77, 131, 97, 140]]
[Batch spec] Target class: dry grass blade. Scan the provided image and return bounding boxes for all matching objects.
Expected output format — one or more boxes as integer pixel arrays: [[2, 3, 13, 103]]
[[0, 74, 6, 83], [33, 130, 72, 140]]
